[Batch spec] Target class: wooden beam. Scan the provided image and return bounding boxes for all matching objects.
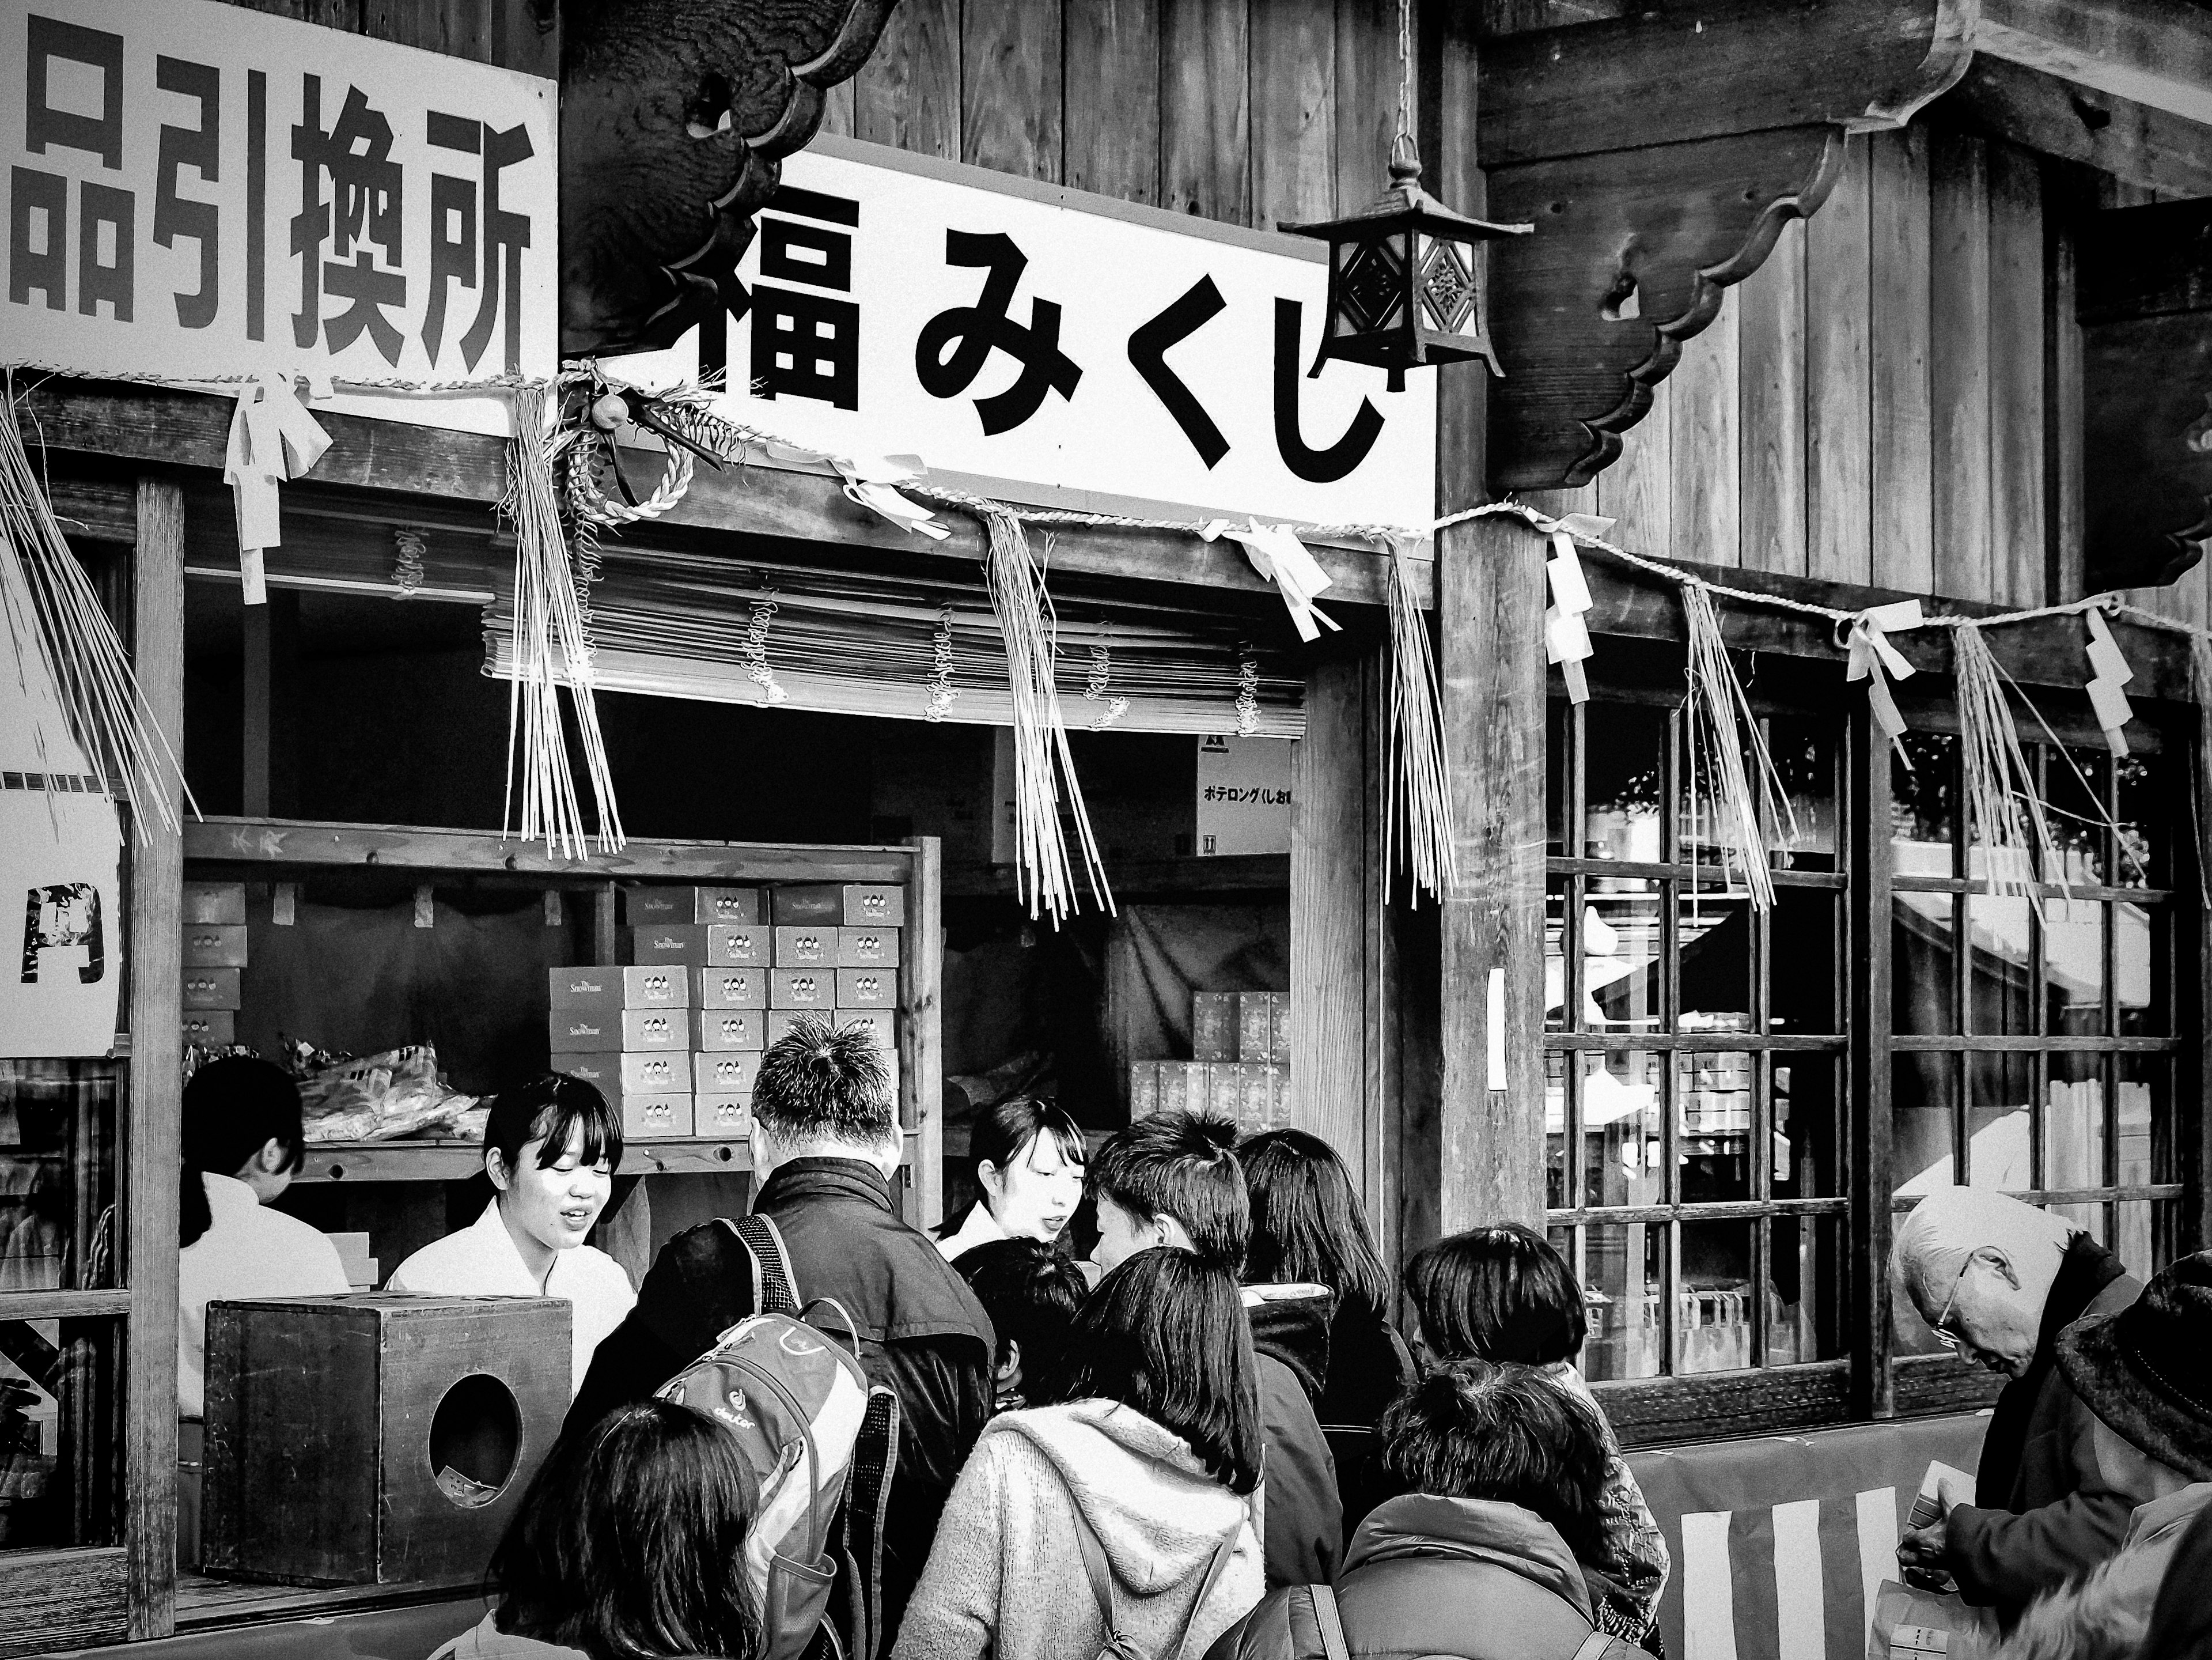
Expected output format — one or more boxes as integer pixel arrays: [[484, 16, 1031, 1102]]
[[900, 836, 945, 1228], [1291, 652, 1373, 1196], [1938, 57, 2212, 200], [1979, 0, 2212, 131], [126, 478, 187, 1642]]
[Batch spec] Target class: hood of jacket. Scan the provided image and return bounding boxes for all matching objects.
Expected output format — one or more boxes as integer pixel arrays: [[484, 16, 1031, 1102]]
[[991, 1398, 1254, 1598], [1346, 1493, 1594, 1621], [1243, 1283, 1335, 1404]]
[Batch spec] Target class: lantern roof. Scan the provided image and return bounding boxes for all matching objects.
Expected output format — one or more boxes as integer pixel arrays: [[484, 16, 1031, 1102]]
[[1282, 149, 1533, 247]]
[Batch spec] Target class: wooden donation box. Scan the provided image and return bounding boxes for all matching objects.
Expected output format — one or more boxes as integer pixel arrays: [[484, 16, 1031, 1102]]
[[202, 1294, 571, 1586]]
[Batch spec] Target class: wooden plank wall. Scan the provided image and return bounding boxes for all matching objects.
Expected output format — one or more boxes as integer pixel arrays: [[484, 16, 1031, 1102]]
[[1531, 126, 2066, 612]]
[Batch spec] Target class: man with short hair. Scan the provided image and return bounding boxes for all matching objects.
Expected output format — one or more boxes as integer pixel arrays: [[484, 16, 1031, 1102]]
[[1891, 1185, 2150, 1623], [1089, 1110, 1342, 1587], [571, 1019, 995, 1646]]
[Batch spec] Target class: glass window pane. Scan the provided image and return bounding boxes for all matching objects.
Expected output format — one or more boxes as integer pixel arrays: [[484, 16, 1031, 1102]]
[[1774, 1057, 1842, 1199], [1584, 894, 1663, 1034], [1582, 1222, 1661, 1382], [1767, 1214, 1845, 1366], [1547, 1051, 1567, 1209], [1771, 889, 1839, 1034], [1677, 1053, 1751, 1204], [2113, 1200, 2173, 1282], [2044, 1053, 2105, 1229], [0, 1316, 122, 1551], [1678, 896, 1752, 1031], [2043, 900, 2105, 1038], [0, 1062, 119, 1293], [1583, 703, 1667, 867], [1891, 731, 1957, 871], [1966, 894, 2035, 1038], [1546, 880, 1572, 1033], [2117, 899, 2161, 1036], [1547, 701, 1568, 857], [1893, 1053, 1961, 1194], [1767, 716, 1838, 873], [1893, 893, 1957, 1034], [1578, 1051, 1664, 1209], [1967, 1051, 2034, 1190], [2117, 1053, 2172, 1188], [2113, 755, 2162, 890], [1679, 1219, 1754, 1374], [2044, 750, 2108, 887]]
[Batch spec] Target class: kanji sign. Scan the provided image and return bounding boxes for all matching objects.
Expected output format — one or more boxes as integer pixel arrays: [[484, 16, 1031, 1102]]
[[611, 136, 1435, 530], [0, 0, 555, 394]]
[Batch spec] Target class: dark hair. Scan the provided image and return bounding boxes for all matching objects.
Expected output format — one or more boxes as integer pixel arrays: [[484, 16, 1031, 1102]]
[[1239, 1129, 1389, 1316], [934, 1096, 1088, 1241], [488, 1073, 624, 1181], [1405, 1223, 1588, 1366], [1037, 1247, 1263, 1495], [1089, 1111, 1249, 1275], [953, 1237, 1088, 1383], [180, 1056, 307, 1248], [489, 1398, 763, 1660], [752, 1018, 895, 1147], [1379, 1359, 1609, 1561]]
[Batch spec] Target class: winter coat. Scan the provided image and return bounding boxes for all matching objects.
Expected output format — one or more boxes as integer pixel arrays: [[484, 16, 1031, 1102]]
[[1963, 1483, 2212, 1660], [1312, 1295, 1418, 1533], [1541, 1360, 1670, 1642], [569, 1158, 997, 1646], [1204, 1493, 1640, 1660], [891, 1398, 1266, 1660], [2145, 1491, 2212, 1660], [1245, 1284, 1344, 1587], [1948, 1242, 2147, 1619]]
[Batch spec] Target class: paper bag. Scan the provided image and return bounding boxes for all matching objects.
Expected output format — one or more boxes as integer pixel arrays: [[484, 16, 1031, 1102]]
[[1867, 1579, 1998, 1660]]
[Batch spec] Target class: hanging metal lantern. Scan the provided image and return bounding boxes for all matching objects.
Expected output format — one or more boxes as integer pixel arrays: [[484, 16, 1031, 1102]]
[[1283, 135, 1532, 392]]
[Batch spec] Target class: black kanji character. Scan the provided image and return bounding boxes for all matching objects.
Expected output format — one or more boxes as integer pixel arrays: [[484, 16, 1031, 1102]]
[[915, 229, 1082, 435], [155, 57, 220, 330], [292, 77, 405, 363], [753, 285, 859, 409], [1127, 276, 1228, 467], [423, 114, 534, 372]]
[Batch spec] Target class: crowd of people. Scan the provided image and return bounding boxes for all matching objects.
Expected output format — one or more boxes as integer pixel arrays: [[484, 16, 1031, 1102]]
[[176, 1024, 2212, 1660]]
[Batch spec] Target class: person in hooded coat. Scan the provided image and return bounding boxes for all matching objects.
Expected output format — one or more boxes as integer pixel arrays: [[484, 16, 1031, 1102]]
[[893, 1248, 1266, 1660]]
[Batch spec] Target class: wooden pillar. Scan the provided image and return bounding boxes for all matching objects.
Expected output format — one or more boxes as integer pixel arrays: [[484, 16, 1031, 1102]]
[[126, 478, 185, 1639], [902, 835, 945, 1227]]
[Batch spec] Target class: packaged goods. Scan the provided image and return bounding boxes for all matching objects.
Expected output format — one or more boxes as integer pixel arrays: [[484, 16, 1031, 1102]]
[[698, 1094, 751, 1137], [833, 1008, 893, 1048], [615, 1052, 684, 1094], [183, 881, 247, 925], [1271, 996, 1293, 1064], [834, 968, 896, 1008], [695, 1009, 766, 1052], [769, 970, 832, 1010], [1236, 993, 1282, 1062], [706, 925, 771, 967], [1191, 993, 1236, 1061], [182, 1009, 236, 1046], [550, 1052, 613, 1089], [695, 1052, 761, 1095], [770, 884, 844, 925], [1129, 1062, 1161, 1116], [619, 1008, 685, 1052], [621, 885, 767, 925], [182, 967, 241, 1010], [772, 926, 835, 966], [1157, 1060, 1209, 1113], [842, 884, 905, 927], [293, 1045, 477, 1142], [624, 924, 707, 966], [837, 927, 898, 967], [698, 966, 767, 1009], [182, 924, 249, 967], [622, 1095, 694, 1140], [547, 965, 690, 1008], [548, 1009, 622, 1052]]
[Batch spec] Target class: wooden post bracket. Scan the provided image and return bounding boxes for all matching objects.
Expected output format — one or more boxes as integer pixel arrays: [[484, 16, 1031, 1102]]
[[1476, 0, 1976, 490]]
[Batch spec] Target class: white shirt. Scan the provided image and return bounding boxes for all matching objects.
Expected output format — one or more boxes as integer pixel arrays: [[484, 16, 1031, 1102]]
[[388, 1201, 635, 1396], [176, 1173, 352, 1420], [935, 1201, 1007, 1262]]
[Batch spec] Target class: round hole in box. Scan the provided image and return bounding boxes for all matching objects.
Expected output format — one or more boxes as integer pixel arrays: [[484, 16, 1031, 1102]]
[[427, 1372, 521, 1509]]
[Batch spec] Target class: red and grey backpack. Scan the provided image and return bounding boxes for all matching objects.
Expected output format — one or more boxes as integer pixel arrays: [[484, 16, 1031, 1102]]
[[656, 1213, 902, 1660]]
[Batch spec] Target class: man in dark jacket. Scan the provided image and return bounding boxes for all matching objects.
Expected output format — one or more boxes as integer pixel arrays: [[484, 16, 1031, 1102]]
[[1891, 1185, 2145, 1624], [1089, 1111, 1343, 1587], [570, 1019, 995, 1648]]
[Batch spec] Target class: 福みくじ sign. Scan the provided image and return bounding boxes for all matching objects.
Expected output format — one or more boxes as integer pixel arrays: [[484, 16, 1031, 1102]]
[[608, 135, 1437, 531], [0, 0, 555, 391]]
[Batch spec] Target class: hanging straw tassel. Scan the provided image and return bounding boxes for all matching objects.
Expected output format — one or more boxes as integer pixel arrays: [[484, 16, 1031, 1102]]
[[1950, 622, 2055, 898], [502, 385, 624, 858], [1384, 537, 1455, 905], [0, 380, 191, 835], [977, 506, 1113, 923], [1679, 581, 1795, 910]]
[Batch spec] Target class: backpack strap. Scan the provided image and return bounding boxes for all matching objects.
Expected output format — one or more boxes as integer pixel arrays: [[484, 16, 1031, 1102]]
[[1306, 1584, 1353, 1660], [838, 1386, 900, 1660], [1169, 1527, 1246, 1660], [1066, 1491, 1127, 1653], [729, 1212, 801, 1315], [1569, 1632, 1630, 1660]]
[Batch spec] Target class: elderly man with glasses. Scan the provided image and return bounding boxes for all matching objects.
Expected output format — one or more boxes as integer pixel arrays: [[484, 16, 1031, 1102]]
[[1890, 1185, 2176, 1628]]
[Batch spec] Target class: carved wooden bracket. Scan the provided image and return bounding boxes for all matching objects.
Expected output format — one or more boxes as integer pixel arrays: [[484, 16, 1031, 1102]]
[[1477, 1, 1975, 490], [2080, 202, 2212, 592], [560, 0, 900, 358]]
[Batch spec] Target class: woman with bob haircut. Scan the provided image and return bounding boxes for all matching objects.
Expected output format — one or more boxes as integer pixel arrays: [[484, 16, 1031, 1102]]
[[893, 1248, 1266, 1660], [428, 1398, 763, 1660], [1403, 1224, 1668, 1647], [390, 1075, 635, 1394], [934, 1096, 1089, 1260]]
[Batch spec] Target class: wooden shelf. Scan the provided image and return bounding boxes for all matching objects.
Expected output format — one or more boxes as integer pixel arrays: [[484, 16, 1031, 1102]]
[[295, 1136, 756, 1183]]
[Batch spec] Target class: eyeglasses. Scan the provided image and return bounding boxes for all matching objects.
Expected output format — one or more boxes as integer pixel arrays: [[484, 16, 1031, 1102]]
[[1929, 1259, 1972, 1351]]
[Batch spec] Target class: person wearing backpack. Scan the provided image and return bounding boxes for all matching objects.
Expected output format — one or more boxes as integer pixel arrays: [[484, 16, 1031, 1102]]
[[892, 1248, 1266, 1660], [1206, 1360, 1642, 1660]]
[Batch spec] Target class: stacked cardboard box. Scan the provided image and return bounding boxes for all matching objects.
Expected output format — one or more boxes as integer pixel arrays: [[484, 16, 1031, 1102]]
[[767, 884, 904, 1097], [182, 882, 248, 1048], [547, 963, 694, 1140], [1131, 990, 1291, 1133]]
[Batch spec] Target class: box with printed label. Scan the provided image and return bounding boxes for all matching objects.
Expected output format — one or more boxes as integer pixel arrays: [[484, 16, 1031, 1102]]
[[1191, 994, 1236, 1062], [842, 885, 906, 927], [694, 1052, 760, 1095], [183, 1009, 237, 1046], [548, 1009, 622, 1052], [769, 969, 833, 1010], [547, 966, 622, 1009], [622, 1095, 694, 1141], [624, 925, 707, 966], [765, 1009, 842, 1045], [622, 966, 690, 1007], [706, 925, 771, 967], [772, 926, 836, 967], [770, 884, 844, 925], [1236, 993, 1282, 1062], [1128, 1062, 1161, 1117], [1237, 1064, 1282, 1130], [698, 1094, 752, 1137], [698, 966, 767, 1009], [1155, 1061, 1207, 1114], [617, 1052, 685, 1094], [620, 1008, 685, 1052], [833, 1008, 895, 1049], [182, 968, 242, 1010], [1205, 1062, 1243, 1123], [837, 927, 899, 967], [622, 885, 763, 925], [695, 1008, 766, 1052], [835, 968, 897, 1008], [182, 924, 249, 968], [1271, 997, 1294, 1064], [183, 881, 248, 925]]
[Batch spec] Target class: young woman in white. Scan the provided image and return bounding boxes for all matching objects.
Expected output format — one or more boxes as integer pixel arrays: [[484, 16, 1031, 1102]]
[[934, 1096, 1088, 1261]]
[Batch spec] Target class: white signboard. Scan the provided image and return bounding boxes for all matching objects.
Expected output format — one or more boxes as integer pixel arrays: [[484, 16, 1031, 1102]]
[[612, 136, 1435, 530], [0, 0, 555, 413], [1196, 735, 1294, 856]]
